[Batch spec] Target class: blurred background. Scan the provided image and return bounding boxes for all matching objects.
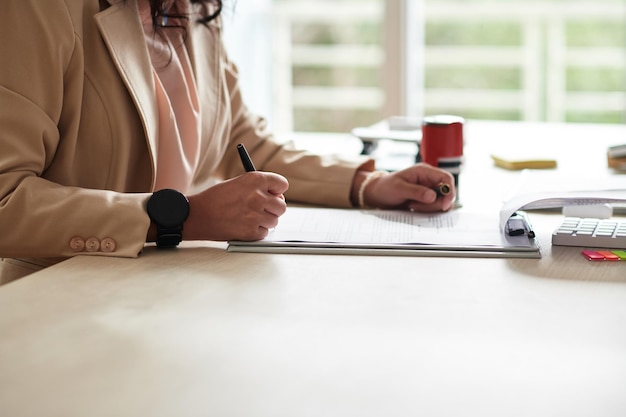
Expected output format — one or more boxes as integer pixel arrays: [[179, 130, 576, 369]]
[[222, 0, 626, 135]]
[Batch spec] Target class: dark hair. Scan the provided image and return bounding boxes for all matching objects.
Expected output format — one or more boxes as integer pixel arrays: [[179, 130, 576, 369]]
[[148, 0, 223, 29]]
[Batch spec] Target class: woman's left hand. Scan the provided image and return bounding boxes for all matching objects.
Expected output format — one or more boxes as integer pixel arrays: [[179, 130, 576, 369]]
[[356, 164, 456, 212]]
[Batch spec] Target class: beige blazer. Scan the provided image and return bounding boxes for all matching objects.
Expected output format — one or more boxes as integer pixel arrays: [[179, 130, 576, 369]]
[[0, 0, 370, 261]]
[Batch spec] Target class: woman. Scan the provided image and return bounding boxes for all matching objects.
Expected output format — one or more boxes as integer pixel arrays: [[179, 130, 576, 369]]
[[0, 0, 455, 277]]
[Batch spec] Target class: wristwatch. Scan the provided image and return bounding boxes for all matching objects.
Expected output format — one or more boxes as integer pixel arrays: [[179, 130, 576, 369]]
[[147, 189, 190, 248]]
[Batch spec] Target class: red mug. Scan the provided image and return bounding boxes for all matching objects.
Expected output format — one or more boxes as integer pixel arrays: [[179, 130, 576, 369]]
[[420, 115, 464, 196]]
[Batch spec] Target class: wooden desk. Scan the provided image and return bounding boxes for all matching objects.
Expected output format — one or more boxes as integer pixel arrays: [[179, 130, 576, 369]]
[[1, 121, 625, 417]]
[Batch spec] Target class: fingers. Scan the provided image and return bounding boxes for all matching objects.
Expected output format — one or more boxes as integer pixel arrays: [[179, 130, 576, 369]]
[[238, 172, 288, 239], [367, 164, 456, 212], [242, 171, 288, 215], [408, 179, 456, 212], [409, 186, 456, 212], [186, 171, 290, 242], [265, 172, 289, 196], [228, 201, 282, 241], [408, 197, 453, 213], [399, 163, 455, 191]]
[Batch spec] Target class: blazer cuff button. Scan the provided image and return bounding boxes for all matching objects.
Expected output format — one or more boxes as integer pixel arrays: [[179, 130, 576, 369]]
[[85, 237, 100, 252], [101, 238, 117, 253], [69, 236, 85, 252]]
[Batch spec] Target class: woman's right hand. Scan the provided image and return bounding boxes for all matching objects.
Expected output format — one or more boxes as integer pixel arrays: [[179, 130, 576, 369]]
[[185, 171, 289, 242]]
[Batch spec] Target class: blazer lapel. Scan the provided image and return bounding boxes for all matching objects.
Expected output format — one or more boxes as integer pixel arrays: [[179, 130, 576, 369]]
[[94, 0, 158, 186]]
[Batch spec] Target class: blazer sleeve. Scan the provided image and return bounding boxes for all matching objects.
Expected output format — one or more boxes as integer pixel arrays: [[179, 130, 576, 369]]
[[0, 0, 150, 260], [211, 39, 375, 208]]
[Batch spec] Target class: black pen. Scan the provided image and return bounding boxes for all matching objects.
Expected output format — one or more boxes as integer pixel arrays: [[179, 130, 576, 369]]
[[237, 143, 256, 172], [507, 212, 535, 238], [517, 211, 536, 238]]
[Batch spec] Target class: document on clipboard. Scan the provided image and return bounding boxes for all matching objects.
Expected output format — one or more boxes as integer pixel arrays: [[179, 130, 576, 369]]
[[498, 171, 626, 225], [228, 207, 540, 259]]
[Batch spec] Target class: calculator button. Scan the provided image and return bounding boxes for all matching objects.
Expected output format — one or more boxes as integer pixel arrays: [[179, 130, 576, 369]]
[[595, 230, 614, 237]]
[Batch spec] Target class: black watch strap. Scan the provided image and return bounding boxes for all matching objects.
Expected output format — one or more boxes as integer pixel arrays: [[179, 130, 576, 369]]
[[155, 226, 183, 248]]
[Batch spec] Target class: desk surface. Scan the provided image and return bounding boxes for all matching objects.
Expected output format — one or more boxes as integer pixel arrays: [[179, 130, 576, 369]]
[[1, 120, 625, 417]]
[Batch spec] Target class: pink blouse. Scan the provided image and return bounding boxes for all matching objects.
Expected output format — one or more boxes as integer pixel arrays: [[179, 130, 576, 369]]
[[139, 1, 201, 193]]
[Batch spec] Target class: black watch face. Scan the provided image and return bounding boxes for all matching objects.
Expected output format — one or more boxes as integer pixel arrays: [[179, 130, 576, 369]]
[[147, 189, 190, 228]]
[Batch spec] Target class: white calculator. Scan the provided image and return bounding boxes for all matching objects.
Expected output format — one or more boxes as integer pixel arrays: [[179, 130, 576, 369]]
[[552, 217, 626, 249]]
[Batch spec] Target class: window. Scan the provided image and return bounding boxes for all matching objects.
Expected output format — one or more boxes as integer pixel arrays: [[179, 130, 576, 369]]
[[422, 0, 626, 124], [224, 0, 626, 134]]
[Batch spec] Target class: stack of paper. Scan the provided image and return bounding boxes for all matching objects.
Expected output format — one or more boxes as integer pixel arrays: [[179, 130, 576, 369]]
[[228, 207, 540, 259]]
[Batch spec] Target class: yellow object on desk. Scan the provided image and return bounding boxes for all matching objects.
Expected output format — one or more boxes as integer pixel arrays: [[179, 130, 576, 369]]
[[608, 156, 626, 170], [606, 143, 626, 170], [490, 153, 558, 170]]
